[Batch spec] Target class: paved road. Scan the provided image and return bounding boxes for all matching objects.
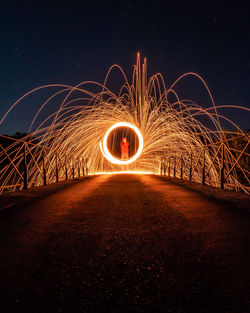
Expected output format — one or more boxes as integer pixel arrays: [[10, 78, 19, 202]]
[[0, 174, 249, 313]]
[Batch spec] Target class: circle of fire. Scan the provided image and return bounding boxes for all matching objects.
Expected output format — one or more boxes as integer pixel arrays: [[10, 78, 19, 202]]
[[100, 122, 144, 165]]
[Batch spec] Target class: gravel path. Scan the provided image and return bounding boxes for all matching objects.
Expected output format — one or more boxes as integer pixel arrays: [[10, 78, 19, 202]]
[[0, 174, 249, 313]]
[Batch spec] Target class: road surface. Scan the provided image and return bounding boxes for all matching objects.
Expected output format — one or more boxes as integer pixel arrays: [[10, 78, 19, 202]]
[[0, 174, 249, 313]]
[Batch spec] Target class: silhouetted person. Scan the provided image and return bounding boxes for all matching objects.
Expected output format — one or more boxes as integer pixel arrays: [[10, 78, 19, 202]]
[[120, 137, 129, 160]]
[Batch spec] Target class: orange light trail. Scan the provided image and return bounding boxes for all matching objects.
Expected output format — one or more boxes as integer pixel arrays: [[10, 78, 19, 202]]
[[0, 53, 249, 193], [100, 122, 143, 165]]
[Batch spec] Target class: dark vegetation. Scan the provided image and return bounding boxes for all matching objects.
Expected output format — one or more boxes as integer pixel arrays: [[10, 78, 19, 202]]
[[0, 129, 249, 189], [0, 133, 41, 189], [222, 129, 250, 186]]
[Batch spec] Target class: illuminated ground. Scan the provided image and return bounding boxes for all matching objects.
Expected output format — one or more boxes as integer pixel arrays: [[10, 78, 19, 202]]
[[0, 174, 249, 313]]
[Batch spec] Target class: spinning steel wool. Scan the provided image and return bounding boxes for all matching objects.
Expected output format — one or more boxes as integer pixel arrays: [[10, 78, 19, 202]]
[[0, 54, 249, 192]]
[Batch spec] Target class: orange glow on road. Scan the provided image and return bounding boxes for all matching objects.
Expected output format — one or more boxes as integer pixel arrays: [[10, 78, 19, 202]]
[[0, 53, 249, 193], [89, 171, 153, 175]]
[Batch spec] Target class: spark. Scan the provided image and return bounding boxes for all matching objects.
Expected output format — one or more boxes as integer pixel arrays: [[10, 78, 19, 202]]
[[100, 121, 143, 165], [0, 53, 249, 193]]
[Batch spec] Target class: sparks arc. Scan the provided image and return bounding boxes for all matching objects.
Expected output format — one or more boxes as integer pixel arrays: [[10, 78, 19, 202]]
[[0, 54, 249, 193], [100, 122, 144, 165]]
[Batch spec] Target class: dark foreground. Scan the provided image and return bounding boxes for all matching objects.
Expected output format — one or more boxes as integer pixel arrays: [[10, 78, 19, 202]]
[[0, 174, 249, 313]]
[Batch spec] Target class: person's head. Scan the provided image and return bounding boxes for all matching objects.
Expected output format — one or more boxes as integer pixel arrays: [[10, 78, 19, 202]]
[[122, 137, 127, 143]]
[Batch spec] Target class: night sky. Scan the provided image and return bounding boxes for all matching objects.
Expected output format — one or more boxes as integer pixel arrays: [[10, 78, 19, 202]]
[[0, 0, 249, 134]]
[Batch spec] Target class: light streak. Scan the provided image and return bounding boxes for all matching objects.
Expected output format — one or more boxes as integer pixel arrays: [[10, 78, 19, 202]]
[[100, 122, 143, 165], [0, 53, 249, 193]]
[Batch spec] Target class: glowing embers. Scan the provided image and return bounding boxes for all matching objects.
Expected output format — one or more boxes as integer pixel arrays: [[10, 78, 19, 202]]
[[100, 122, 143, 164]]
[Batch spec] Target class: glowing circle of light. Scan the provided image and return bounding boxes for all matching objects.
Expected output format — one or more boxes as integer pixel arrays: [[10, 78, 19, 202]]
[[100, 122, 143, 165]]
